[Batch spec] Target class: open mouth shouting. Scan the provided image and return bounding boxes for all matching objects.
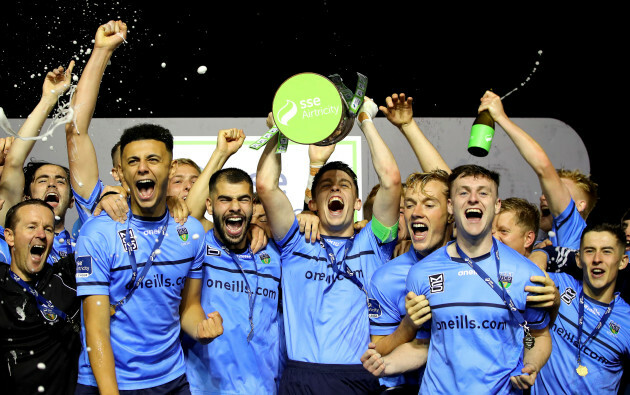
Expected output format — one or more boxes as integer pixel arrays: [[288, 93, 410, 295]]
[[136, 179, 156, 201], [328, 196, 345, 216], [591, 267, 606, 279], [225, 215, 246, 239], [44, 191, 60, 208], [29, 242, 47, 265], [465, 208, 483, 222], [411, 222, 429, 241]]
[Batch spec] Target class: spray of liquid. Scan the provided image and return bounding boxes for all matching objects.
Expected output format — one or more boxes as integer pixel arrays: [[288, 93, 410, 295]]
[[501, 50, 543, 100]]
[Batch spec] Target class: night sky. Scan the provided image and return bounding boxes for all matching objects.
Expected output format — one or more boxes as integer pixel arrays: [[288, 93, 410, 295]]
[[1, 3, 626, 223]]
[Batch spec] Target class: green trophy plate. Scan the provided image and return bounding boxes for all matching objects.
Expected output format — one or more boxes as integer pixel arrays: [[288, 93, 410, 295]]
[[272, 73, 348, 145]]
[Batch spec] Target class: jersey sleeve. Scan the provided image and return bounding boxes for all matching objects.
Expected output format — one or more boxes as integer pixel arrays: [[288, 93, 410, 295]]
[[406, 263, 429, 298], [72, 180, 104, 225], [277, 217, 301, 259], [75, 218, 113, 297], [523, 264, 551, 330], [187, 220, 205, 279], [551, 199, 586, 250], [368, 270, 403, 335]]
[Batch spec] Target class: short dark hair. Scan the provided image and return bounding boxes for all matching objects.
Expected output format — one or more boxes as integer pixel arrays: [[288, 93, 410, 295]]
[[23, 161, 71, 197], [500, 197, 540, 235], [311, 161, 359, 200], [209, 168, 254, 197], [119, 123, 173, 158], [5, 199, 55, 231], [448, 164, 500, 195], [580, 223, 627, 251], [111, 141, 121, 166]]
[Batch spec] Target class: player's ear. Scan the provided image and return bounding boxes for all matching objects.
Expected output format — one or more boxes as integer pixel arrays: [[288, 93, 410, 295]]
[[576, 199, 587, 214], [447, 198, 454, 216], [308, 199, 317, 213], [620, 254, 629, 271], [205, 197, 213, 216], [524, 230, 536, 250], [169, 159, 177, 179], [576, 252, 583, 270], [354, 198, 362, 211], [4, 228, 14, 247], [495, 198, 501, 215]]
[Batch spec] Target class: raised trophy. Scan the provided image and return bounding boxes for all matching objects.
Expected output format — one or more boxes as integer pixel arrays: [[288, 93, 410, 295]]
[[250, 72, 367, 152]]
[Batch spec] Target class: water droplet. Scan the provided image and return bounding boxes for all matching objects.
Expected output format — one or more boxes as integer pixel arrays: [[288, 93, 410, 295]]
[[161, 62, 166, 68], [548, 231, 556, 238], [55, 216, 61, 221], [37, 362, 46, 370], [192, 234, 200, 240], [86, 346, 92, 352], [38, 386, 45, 393], [197, 66, 207, 74]]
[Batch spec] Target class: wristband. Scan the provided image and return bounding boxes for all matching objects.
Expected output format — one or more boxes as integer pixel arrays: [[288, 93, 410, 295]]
[[97, 191, 122, 205]]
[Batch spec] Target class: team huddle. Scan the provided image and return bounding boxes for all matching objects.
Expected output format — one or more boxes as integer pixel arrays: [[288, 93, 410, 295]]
[[1, 20, 629, 395]]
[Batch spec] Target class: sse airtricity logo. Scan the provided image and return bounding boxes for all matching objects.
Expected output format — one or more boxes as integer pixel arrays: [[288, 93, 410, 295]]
[[276, 100, 297, 126]]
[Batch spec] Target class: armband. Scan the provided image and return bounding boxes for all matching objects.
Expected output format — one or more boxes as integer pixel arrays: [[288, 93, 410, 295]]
[[370, 215, 398, 243]]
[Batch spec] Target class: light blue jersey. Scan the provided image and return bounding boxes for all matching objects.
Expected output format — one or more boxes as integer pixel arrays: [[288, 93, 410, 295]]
[[407, 240, 549, 394], [368, 247, 428, 388], [75, 210, 205, 390], [533, 273, 630, 395], [277, 218, 396, 364], [185, 230, 282, 394], [551, 199, 586, 250], [71, 180, 104, 239], [0, 225, 10, 264]]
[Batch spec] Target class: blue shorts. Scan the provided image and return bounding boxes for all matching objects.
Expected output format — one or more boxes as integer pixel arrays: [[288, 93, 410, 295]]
[[75, 373, 190, 395], [279, 359, 381, 395]]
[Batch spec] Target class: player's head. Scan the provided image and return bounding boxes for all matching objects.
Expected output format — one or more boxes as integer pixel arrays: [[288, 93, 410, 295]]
[[556, 169, 598, 219], [447, 165, 501, 241], [492, 197, 540, 256], [252, 193, 271, 238], [110, 141, 122, 182], [4, 200, 55, 280], [308, 161, 361, 235], [621, 208, 630, 253], [404, 170, 451, 257], [168, 158, 201, 200], [23, 161, 74, 222], [577, 223, 628, 301], [207, 168, 254, 250], [119, 123, 174, 217]]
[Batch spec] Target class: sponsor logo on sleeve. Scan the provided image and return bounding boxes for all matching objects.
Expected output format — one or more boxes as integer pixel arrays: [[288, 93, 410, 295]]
[[76, 255, 93, 278], [429, 273, 444, 293], [368, 298, 382, 318], [560, 287, 577, 305]]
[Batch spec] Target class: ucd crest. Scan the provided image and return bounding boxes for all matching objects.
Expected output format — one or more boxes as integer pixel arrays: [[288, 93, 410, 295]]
[[259, 252, 271, 264], [499, 272, 513, 289], [177, 227, 189, 242], [610, 321, 621, 335]]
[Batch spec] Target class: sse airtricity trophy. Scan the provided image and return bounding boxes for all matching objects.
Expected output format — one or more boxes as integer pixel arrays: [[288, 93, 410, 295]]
[[250, 72, 367, 153]]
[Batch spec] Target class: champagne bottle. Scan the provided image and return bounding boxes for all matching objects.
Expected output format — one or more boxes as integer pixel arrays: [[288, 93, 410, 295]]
[[467, 110, 495, 157]]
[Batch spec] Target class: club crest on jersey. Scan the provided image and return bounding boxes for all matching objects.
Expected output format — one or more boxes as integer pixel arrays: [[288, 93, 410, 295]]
[[499, 272, 513, 289], [429, 273, 444, 293], [259, 252, 271, 264], [206, 245, 221, 256], [117, 229, 138, 252], [610, 321, 621, 335], [177, 227, 189, 242], [560, 287, 577, 305]]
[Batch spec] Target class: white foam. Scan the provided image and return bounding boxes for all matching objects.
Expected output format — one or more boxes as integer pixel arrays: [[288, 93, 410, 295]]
[[161, 62, 166, 68], [37, 362, 46, 370], [548, 231, 556, 238], [197, 65, 207, 74]]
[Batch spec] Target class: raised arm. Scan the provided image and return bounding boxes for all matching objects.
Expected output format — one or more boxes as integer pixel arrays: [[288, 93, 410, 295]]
[[358, 98, 402, 227], [186, 128, 244, 231], [380, 93, 450, 173], [255, 119, 296, 241], [0, 62, 74, 226], [66, 20, 127, 199], [479, 91, 571, 217]]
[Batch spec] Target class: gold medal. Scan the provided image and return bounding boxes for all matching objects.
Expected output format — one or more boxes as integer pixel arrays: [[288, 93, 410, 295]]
[[576, 365, 588, 377]]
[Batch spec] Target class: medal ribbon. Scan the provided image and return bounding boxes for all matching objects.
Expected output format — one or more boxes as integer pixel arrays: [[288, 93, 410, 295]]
[[328, 72, 368, 115], [575, 290, 614, 368], [9, 269, 71, 324], [455, 238, 532, 339], [223, 244, 260, 342], [110, 210, 169, 314], [321, 236, 368, 298]]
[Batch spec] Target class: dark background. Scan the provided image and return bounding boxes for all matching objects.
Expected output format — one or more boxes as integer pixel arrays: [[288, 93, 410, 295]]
[[1, 3, 627, 223]]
